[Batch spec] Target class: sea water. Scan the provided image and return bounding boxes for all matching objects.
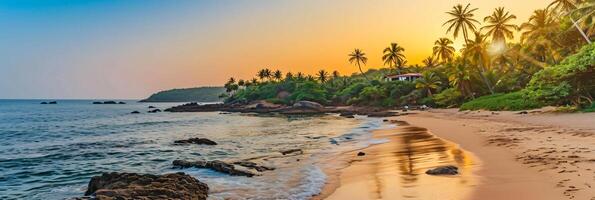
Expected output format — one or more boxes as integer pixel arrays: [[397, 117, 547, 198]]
[[0, 100, 383, 200]]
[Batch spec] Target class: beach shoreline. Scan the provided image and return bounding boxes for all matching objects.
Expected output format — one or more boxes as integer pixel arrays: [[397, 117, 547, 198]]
[[319, 109, 595, 200]]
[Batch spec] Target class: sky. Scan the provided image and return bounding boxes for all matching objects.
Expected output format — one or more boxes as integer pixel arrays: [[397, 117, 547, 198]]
[[0, 0, 551, 99]]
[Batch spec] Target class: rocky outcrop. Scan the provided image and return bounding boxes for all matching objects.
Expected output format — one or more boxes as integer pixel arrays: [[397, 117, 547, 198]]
[[40, 102, 48, 104], [425, 165, 458, 175], [148, 109, 162, 113], [292, 101, 323, 110], [103, 101, 117, 104], [118, 102, 126, 104], [48, 101, 57, 104], [165, 103, 227, 112], [92, 102, 103, 104], [82, 172, 208, 200], [232, 161, 275, 172], [172, 160, 257, 177], [174, 138, 217, 145]]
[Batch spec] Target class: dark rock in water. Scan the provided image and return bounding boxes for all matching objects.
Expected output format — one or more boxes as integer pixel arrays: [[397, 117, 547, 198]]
[[165, 102, 226, 112], [292, 100, 323, 110], [118, 101, 126, 104], [357, 152, 366, 156], [339, 112, 355, 118], [48, 101, 57, 104], [330, 139, 339, 145], [174, 138, 217, 145], [148, 106, 156, 109], [82, 172, 208, 200], [367, 111, 397, 117], [517, 111, 528, 114], [383, 119, 389, 122], [40, 102, 47, 104], [92, 102, 103, 104], [130, 111, 140, 114], [172, 160, 256, 177], [280, 149, 303, 155], [148, 109, 162, 113], [425, 165, 458, 175], [103, 101, 117, 104], [232, 161, 275, 172]]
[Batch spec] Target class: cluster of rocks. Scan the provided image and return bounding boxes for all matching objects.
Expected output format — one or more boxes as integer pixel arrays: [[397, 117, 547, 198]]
[[40, 101, 57, 104], [174, 138, 217, 145], [172, 160, 274, 177], [78, 172, 208, 200], [92, 101, 126, 105], [130, 106, 163, 114]]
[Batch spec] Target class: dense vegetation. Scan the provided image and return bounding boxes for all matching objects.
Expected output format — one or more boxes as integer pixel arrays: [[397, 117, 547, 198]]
[[141, 87, 225, 102], [223, 0, 594, 111]]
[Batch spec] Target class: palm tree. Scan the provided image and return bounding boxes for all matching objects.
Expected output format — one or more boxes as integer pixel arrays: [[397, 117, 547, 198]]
[[348, 49, 369, 80], [228, 77, 236, 84], [549, 0, 592, 43], [482, 7, 519, 44], [317, 70, 329, 83], [263, 68, 272, 81], [273, 70, 283, 81], [433, 38, 456, 63], [444, 3, 480, 45], [447, 58, 473, 97], [251, 78, 258, 84], [238, 79, 245, 87], [573, 0, 595, 38], [422, 56, 438, 68], [396, 59, 408, 73], [296, 72, 305, 79], [257, 69, 267, 81], [285, 72, 294, 80], [521, 9, 560, 63], [463, 31, 495, 94], [382, 43, 406, 74], [332, 70, 340, 79], [415, 71, 442, 97]]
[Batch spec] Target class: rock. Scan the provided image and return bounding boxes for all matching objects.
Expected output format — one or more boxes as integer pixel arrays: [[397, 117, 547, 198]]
[[339, 112, 355, 118], [517, 111, 528, 114], [103, 101, 117, 104], [232, 161, 275, 172], [357, 152, 366, 156], [118, 101, 126, 104], [367, 112, 397, 117], [83, 172, 208, 200], [92, 102, 103, 104], [48, 101, 57, 104], [281, 149, 303, 155], [148, 109, 162, 113], [292, 101, 323, 110], [172, 160, 256, 177], [425, 165, 458, 175], [130, 111, 140, 114], [40, 102, 47, 104], [174, 138, 217, 145], [165, 103, 226, 112], [148, 106, 156, 109]]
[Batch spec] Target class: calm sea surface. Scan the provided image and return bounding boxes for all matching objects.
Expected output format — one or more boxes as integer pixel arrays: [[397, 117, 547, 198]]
[[0, 100, 383, 200]]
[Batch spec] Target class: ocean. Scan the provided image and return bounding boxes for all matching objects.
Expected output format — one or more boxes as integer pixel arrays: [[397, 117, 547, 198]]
[[0, 100, 384, 200]]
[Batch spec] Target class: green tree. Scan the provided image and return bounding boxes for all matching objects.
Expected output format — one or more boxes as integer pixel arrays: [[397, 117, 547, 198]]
[[444, 3, 480, 45], [482, 7, 519, 44], [382, 43, 406, 74], [422, 56, 438, 68], [317, 70, 329, 83], [273, 69, 283, 81], [433, 38, 456, 63], [415, 71, 442, 97], [463, 32, 495, 94], [348, 49, 370, 80], [549, 0, 592, 43]]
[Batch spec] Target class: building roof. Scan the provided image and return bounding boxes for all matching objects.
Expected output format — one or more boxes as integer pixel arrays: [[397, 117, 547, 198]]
[[384, 73, 422, 78]]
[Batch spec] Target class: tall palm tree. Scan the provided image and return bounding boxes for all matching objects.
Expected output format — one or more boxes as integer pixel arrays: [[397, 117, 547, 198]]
[[348, 49, 370, 80], [285, 72, 294, 80], [549, 0, 592, 43], [482, 7, 519, 44], [332, 70, 340, 79], [382, 43, 406, 74], [238, 79, 245, 87], [422, 56, 438, 68], [433, 38, 456, 63], [263, 68, 272, 81], [296, 72, 305, 79], [415, 71, 442, 97], [521, 9, 560, 63], [572, 0, 595, 38], [447, 58, 473, 97], [444, 3, 480, 45], [463, 31, 495, 94], [257, 69, 267, 81], [273, 70, 283, 81], [317, 70, 329, 83]]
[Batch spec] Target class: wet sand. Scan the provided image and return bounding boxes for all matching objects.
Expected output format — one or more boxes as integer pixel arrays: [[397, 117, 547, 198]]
[[320, 109, 594, 200]]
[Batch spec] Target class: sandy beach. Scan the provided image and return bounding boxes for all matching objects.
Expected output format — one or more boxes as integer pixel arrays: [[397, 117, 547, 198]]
[[321, 109, 595, 200]]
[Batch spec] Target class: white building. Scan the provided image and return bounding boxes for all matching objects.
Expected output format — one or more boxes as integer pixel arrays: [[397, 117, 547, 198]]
[[384, 73, 422, 82]]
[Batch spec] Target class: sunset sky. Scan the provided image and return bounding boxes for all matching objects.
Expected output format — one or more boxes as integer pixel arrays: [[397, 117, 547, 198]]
[[0, 0, 551, 99]]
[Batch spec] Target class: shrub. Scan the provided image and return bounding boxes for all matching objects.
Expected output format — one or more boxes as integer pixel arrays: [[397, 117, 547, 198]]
[[460, 91, 543, 111], [525, 43, 595, 107], [583, 103, 595, 112], [433, 88, 463, 108]]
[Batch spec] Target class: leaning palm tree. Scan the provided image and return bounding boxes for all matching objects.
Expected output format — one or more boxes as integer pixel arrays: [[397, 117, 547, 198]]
[[415, 71, 442, 97], [273, 70, 283, 81], [348, 49, 370, 80], [317, 70, 329, 83], [572, 0, 595, 38], [463, 31, 495, 94], [433, 38, 456, 63], [482, 7, 519, 44], [444, 3, 480, 45], [549, 0, 592, 43], [422, 56, 438, 68], [382, 43, 406, 74]]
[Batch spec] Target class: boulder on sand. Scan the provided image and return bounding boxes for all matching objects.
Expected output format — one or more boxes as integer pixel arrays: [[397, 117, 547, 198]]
[[174, 138, 217, 145], [425, 165, 458, 175], [292, 101, 323, 110], [82, 172, 208, 200]]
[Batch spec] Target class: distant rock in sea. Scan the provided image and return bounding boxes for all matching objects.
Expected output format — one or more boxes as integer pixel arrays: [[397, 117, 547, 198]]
[[130, 111, 140, 114], [148, 109, 162, 113], [118, 101, 126, 104], [40, 102, 47, 104], [48, 101, 57, 104], [103, 101, 117, 104], [174, 138, 217, 145]]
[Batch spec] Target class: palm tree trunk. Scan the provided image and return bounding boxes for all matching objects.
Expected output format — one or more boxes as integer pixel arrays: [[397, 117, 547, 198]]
[[570, 16, 592, 44], [358, 63, 370, 81]]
